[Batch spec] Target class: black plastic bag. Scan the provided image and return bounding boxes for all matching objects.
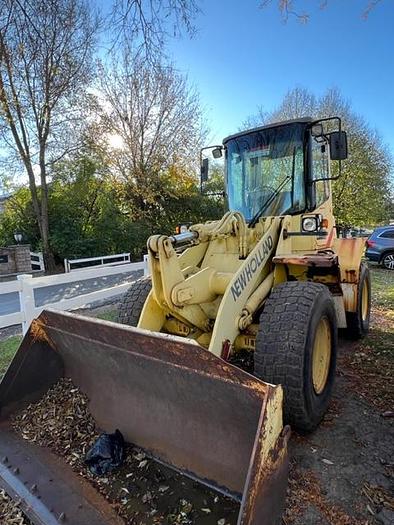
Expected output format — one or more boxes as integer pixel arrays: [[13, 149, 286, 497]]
[[85, 429, 125, 476]]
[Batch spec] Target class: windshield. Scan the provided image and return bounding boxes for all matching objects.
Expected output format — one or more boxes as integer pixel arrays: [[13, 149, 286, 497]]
[[225, 123, 306, 221]]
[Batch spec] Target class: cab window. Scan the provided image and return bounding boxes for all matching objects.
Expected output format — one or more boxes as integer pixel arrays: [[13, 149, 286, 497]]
[[311, 138, 330, 207]]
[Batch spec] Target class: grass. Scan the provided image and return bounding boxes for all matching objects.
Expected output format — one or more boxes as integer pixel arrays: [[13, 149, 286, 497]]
[[0, 336, 22, 377], [340, 265, 394, 410], [95, 309, 118, 322], [370, 265, 394, 310]]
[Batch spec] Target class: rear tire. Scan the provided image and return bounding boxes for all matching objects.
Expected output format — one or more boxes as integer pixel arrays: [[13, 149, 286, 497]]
[[117, 277, 152, 327], [254, 281, 337, 433], [345, 263, 371, 339]]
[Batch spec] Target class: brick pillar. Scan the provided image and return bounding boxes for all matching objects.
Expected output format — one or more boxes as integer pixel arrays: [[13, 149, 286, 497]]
[[0, 245, 32, 275], [0, 246, 16, 274], [13, 244, 32, 273]]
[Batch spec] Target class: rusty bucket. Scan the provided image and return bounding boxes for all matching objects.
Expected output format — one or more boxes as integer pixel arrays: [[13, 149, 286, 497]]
[[0, 309, 290, 525]]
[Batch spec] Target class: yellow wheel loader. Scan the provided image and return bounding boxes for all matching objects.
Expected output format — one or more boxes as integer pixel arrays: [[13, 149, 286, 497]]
[[118, 116, 370, 430], [0, 117, 370, 525]]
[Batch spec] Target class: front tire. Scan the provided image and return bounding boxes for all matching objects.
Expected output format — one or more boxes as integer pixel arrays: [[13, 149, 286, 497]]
[[117, 277, 152, 326], [254, 282, 337, 433]]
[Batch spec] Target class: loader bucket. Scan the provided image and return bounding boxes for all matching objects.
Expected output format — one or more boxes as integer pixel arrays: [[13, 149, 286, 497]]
[[0, 309, 290, 525]]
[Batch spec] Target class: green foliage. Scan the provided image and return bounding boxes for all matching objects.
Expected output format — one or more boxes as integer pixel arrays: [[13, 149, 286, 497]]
[[0, 187, 39, 247], [331, 128, 393, 226], [0, 154, 225, 262]]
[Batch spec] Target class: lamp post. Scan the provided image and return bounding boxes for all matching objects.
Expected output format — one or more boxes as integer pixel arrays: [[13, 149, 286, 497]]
[[14, 231, 23, 244]]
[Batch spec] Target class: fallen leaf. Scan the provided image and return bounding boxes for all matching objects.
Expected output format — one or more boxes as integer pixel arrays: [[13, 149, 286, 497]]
[[133, 451, 146, 461]]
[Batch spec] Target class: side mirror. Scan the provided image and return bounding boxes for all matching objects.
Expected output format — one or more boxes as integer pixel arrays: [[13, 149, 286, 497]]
[[200, 157, 209, 183], [329, 131, 348, 160]]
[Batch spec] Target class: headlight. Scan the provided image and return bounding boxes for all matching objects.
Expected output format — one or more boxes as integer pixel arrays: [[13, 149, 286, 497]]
[[302, 216, 318, 232]]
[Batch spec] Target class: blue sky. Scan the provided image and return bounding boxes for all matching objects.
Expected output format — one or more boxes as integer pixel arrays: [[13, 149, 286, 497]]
[[165, 0, 394, 154]]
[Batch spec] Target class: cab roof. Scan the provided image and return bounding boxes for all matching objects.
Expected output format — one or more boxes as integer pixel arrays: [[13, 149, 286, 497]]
[[222, 117, 313, 144]]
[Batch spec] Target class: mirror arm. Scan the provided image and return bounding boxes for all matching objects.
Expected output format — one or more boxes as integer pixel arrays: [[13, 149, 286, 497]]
[[199, 144, 225, 193], [310, 175, 340, 184]]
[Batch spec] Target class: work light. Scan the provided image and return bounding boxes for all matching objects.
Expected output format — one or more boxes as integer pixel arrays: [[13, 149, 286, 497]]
[[302, 216, 319, 232]]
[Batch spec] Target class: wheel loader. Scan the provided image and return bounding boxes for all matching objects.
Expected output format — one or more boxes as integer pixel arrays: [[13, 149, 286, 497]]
[[0, 116, 370, 525]]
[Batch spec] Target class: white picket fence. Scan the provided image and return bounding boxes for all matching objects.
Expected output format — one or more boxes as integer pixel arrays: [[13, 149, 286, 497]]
[[30, 251, 45, 272], [64, 252, 131, 273], [0, 259, 148, 334]]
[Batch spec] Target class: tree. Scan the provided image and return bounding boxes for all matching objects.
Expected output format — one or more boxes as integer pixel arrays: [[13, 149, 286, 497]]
[[245, 86, 393, 226], [0, 0, 99, 270], [95, 51, 206, 222]]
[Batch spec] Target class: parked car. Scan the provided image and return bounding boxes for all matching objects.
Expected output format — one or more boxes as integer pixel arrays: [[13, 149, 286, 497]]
[[365, 226, 394, 270], [349, 227, 372, 238]]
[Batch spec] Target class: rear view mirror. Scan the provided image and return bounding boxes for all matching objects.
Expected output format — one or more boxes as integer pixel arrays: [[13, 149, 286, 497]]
[[329, 131, 348, 160], [200, 157, 209, 183]]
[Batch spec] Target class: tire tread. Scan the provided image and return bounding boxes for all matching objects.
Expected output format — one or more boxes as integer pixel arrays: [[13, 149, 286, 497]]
[[117, 277, 152, 326], [255, 281, 336, 432]]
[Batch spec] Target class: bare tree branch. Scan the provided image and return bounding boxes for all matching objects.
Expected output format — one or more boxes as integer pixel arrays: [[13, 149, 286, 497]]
[[362, 0, 383, 19], [260, 0, 385, 22], [108, 0, 200, 61], [259, 0, 309, 23]]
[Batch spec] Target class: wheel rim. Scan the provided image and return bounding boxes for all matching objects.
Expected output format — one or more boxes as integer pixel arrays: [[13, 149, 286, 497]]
[[312, 317, 331, 395], [361, 278, 369, 321], [383, 254, 394, 270]]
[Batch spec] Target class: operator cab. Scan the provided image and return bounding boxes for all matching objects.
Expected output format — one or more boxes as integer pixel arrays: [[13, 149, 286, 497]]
[[201, 117, 347, 227]]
